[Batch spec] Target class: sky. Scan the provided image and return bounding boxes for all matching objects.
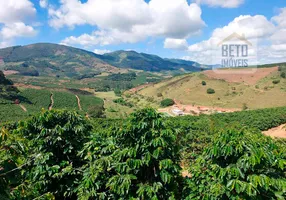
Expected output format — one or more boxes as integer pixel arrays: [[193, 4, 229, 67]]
[[0, 0, 286, 65]]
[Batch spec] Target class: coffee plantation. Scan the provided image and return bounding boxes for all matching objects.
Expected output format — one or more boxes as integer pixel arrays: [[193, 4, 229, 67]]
[[0, 107, 285, 199]]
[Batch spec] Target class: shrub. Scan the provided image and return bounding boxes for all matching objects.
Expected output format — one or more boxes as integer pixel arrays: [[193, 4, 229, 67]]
[[272, 80, 280, 84], [113, 98, 134, 108], [88, 105, 105, 118], [207, 88, 215, 94], [114, 88, 122, 97], [201, 81, 206, 86], [185, 128, 286, 199], [160, 98, 175, 107], [77, 108, 183, 199], [281, 72, 286, 78], [157, 93, 163, 97], [242, 103, 248, 110], [13, 110, 92, 199]]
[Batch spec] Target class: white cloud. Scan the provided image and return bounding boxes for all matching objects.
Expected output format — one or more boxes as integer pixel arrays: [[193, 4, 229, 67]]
[[48, 0, 151, 30], [0, 0, 36, 24], [186, 15, 276, 64], [49, 0, 205, 46], [40, 0, 48, 8], [93, 49, 112, 55], [195, 0, 244, 8], [164, 38, 188, 50], [1, 22, 37, 39], [0, 0, 37, 46], [272, 8, 286, 28]]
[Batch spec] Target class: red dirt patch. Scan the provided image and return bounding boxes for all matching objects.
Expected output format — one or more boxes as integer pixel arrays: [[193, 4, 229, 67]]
[[3, 70, 19, 75], [263, 124, 286, 139], [203, 67, 278, 85], [129, 83, 154, 93]]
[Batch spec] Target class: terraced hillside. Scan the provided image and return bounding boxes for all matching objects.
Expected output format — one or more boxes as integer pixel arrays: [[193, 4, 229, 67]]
[[0, 87, 104, 123]]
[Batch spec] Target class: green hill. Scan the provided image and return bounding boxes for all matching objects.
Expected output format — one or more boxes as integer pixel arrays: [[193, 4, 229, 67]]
[[0, 44, 204, 78], [0, 43, 120, 78], [100, 50, 203, 72]]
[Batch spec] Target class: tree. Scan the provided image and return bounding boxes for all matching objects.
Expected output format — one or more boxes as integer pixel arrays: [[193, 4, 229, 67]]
[[114, 88, 122, 97], [160, 98, 175, 107], [272, 80, 280, 84], [88, 105, 105, 118], [207, 88, 215, 94], [157, 93, 163, 97], [77, 108, 183, 199], [281, 72, 286, 79], [184, 128, 286, 199]]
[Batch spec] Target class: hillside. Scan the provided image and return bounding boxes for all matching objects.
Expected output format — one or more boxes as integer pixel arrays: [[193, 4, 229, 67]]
[[0, 43, 203, 78], [135, 66, 286, 110], [100, 50, 203, 72], [0, 43, 122, 78]]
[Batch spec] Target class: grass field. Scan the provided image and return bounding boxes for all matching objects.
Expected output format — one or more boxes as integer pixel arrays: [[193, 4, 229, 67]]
[[94, 92, 134, 118], [137, 68, 286, 110]]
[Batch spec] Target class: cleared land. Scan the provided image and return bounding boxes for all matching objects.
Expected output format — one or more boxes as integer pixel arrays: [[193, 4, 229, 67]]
[[137, 67, 286, 110], [203, 67, 278, 85], [263, 124, 286, 138]]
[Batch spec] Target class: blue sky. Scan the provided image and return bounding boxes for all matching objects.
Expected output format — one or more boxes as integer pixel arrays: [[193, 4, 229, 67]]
[[1, 0, 286, 64]]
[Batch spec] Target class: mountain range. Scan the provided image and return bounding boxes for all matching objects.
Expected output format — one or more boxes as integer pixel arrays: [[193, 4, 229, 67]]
[[0, 43, 204, 78]]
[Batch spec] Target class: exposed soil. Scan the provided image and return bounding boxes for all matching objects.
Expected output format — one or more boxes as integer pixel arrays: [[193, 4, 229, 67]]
[[203, 67, 278, 85], [129, 83, 154, 93], [3, 70, 19, 75], [48, 93, 54, 110], [19, 104, 27, 112], [263, 124, 286, 138], [75, 95, 82, 111]]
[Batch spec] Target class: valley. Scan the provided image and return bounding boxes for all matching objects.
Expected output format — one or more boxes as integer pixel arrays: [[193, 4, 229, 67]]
[[0, 43, 286, 200]]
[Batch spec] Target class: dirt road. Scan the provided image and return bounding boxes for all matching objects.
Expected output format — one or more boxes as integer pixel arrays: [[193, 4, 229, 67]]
[[48, 93, 54, 110], [75, 95, 82, 111], [263, 124, 286, 138]]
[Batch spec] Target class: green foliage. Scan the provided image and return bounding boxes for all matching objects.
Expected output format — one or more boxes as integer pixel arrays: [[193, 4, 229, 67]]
[[201, 81, 206, 86], [101, 50, 201, 72], [281, 72, 286, 79], [77, 108, 183, 199], [13, 110, 92, 199], [1, 106, 286, 199], [0, 71, 19, 102], [207, 88, 215, 94], [185, 128, 286, 199], [160, 98, 175, 107], [157, 93, 163, 97], [114, 88, 122, 97], [113, 98, 134, 108], [273, 80, 280, 84], [87, 105, 105, 118], [0, 126, 28, 200], [106, 72, 137, 81]]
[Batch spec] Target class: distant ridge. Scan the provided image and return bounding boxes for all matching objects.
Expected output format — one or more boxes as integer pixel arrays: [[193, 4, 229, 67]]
[[0, 43, 204, 78]]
